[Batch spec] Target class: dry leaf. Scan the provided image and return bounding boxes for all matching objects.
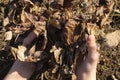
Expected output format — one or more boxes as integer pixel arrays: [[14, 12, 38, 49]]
[[96, 6, 104, 16], [50, 45, 62, 64], [21, 10, 30, 23], [4, 31, 12, 41], [86, 23, 99, 35], [57, 0, 64, 6], [101, 1, 114, 27], [63, 19, 79, 45], [10, 47, 18, 60], [17, 45, 27, 61], [3, 17, 9, 26], [1, 0, 116, 79]]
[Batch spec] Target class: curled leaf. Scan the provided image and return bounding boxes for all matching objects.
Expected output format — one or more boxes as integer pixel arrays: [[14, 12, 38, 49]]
[[63, 19, 79, 45], [17, 45, 27, 61], [4, 31, 12, 41]]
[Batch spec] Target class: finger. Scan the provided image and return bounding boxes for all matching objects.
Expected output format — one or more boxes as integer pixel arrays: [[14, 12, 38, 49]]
[[87, 35, 97, 53], [86, 35, 100, 63]]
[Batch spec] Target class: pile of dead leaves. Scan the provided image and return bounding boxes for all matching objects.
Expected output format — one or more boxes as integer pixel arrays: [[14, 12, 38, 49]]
[[0, 0, 116, 79]]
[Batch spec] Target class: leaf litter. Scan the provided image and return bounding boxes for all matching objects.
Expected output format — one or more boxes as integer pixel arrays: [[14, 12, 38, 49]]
[[0, 0, 119, 80]]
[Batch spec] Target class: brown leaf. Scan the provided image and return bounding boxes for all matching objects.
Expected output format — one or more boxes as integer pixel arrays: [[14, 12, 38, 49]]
[[57, 0, 64, 6], [17, 45, 27, 61], [24, 0, 34, 5], [52, 64, 59, 74], [3, 17, 9, 26], [101, 1, 114, 27], [21, 10, 30, 23], [86, 23, 99, 35], [96, 6, 104, 17], [10, 47, 18, 60], [50, 45, 62, 64], [4, 31, 12, 41], [63, 19, 79, 45], [34, 21, 46, 36]]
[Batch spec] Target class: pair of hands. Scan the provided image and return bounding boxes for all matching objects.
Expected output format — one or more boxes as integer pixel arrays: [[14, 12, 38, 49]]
[[4, 35, 100, 80]]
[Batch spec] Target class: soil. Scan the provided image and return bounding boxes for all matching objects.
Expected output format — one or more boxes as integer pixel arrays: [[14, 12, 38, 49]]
[[0, 0, 120, 80]]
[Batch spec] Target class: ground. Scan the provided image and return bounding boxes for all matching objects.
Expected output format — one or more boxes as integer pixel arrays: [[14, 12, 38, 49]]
[[0, 0, 120, 80]]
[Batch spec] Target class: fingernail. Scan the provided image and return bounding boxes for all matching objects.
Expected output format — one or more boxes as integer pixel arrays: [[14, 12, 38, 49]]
[[87, 35, 95, 41]]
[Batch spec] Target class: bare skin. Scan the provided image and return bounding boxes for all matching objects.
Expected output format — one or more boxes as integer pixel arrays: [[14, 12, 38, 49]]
[[4, 31, 37, 80], [4, 60, 35, 80], [76, 35, 100, 80], [4, 34, 99, 80]]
